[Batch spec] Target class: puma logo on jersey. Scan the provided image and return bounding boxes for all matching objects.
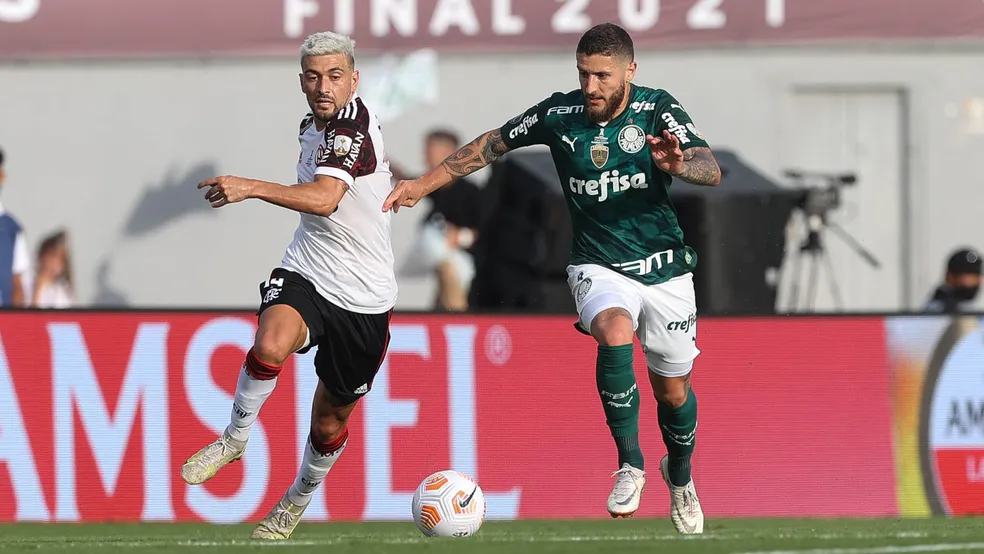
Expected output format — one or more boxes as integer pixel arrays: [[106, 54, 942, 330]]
[[562, 135, 577, 152], [569, 170, 648, 203]]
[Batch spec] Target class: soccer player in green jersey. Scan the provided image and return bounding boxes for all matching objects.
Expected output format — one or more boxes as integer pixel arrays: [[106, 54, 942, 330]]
[[384, 23, 720, 534]]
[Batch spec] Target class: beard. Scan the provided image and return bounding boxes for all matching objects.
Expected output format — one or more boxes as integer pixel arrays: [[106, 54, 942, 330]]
[[585, 83, 627, 123], [309, 95, 339, 123]]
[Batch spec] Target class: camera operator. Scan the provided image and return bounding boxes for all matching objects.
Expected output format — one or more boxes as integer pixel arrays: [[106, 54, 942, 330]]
[[924, 248, 982, 313]]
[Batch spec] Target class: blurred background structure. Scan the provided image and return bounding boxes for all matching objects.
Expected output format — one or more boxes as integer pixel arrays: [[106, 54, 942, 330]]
[[1, 0, 983, 314]]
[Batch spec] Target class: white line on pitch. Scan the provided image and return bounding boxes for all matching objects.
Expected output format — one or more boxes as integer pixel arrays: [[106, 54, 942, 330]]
[[735, 542, 984, 554]]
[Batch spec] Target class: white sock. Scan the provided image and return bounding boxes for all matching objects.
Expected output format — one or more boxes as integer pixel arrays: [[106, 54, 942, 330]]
[[287, 433, 347, 507], [224, 360, 278, 442]]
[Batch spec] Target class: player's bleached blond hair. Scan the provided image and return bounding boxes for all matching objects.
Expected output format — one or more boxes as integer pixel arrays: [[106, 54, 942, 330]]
[[300, 31, 356, 68]]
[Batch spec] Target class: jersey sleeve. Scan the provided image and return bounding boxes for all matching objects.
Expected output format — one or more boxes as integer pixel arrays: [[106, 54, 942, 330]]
[[652, 91, 709, 151], [315, 103, 377, 187], [499, 96, 553, 150]]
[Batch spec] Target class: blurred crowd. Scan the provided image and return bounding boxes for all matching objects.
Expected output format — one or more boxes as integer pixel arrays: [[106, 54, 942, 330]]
[[0, 147, 76, 309]]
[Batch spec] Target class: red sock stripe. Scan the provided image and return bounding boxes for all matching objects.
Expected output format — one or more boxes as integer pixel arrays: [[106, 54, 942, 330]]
[[244, 349, 282, 380], [310, 428, 349, 455]]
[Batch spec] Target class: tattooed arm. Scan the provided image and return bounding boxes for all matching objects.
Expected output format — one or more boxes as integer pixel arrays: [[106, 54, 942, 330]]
[[436, 129, 510, 189], [383, 129, 513, 212], [673, 147, 722, 186], [647, 128, 721, 187]]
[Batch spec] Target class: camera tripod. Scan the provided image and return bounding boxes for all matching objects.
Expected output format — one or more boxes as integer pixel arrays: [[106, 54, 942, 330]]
[[785, 212, 881, 312]]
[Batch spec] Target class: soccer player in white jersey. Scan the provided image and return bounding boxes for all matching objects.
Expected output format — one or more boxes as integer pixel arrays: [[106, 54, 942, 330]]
[[180, 31, 397, 540]]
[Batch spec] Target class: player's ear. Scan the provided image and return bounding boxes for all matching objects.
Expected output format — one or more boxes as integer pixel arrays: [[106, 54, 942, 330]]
[[626, 61, 637, 81], [351, 69, 360, 91], [298, 72, 305, 92]]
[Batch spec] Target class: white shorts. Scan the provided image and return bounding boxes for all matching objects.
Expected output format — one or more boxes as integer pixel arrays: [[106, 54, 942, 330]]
[[567, 263, 700, 377]]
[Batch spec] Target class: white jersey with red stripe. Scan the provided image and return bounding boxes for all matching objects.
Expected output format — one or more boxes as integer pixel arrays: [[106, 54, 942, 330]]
[[281, 93, 397, 314]]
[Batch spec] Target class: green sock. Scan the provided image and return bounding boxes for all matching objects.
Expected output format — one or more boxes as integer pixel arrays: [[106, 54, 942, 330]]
[[596, 344, 644, 470], [658, 387, 698, 486]]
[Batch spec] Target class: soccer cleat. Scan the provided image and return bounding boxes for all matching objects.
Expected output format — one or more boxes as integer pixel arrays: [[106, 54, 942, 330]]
[[250, 497, 308, 540], [659, 455, 704, 534], [607, 463, 646, 518], [180, 432, 247, 485]]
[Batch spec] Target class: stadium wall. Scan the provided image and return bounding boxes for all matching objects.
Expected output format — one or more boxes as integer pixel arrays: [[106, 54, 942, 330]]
[[0, 311, 981, 522], [2, 49, 984, 313]]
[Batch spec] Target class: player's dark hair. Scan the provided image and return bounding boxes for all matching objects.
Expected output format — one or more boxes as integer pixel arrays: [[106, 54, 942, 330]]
[[577, 23, 634, 61], [0, 146, 4, 167], [426, 129, 460, 148]]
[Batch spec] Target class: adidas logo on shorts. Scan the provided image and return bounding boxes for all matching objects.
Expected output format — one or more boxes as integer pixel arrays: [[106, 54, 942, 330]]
[[354, 383, 369, 394]]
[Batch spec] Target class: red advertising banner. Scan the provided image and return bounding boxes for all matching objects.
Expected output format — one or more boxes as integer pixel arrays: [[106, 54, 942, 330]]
[[1, 1, 983, 60], [0, 312, 899, 522], [885, 316, 984, 518]]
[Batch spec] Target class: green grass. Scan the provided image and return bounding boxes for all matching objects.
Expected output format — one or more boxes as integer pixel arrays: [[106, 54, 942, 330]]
[[1, 518, 983, 553]]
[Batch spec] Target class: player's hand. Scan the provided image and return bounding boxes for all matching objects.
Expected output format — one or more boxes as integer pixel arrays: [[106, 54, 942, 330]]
[[198, 175, 254, 208], [382, 179, 423, 214], [647, 130, 685, 176]]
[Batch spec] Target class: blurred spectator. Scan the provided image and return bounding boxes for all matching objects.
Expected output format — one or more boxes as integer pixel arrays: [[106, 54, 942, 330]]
[[31, 230, 76, 309], [0, 147, 29, 308], [924, 247, 982, 313], [402, 129, 483, 311]]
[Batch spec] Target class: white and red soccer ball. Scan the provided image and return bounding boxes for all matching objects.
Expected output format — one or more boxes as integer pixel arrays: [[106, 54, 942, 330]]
[[411, 470, 487, 538]]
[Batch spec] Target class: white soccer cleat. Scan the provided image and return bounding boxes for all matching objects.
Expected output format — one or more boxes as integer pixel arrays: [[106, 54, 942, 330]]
[[607, 463, 647, 518], [659, 455, 704, 534], [180, 432, 246, 485], [250, 497, 308, 540]]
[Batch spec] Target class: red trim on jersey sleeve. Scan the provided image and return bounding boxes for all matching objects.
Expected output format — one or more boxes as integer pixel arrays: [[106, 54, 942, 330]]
[[316, 99, 378, 180]]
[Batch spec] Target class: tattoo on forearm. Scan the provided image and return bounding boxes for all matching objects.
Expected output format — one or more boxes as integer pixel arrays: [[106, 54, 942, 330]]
[[442, 129, 509, 178], [675, 147, 721, 185]]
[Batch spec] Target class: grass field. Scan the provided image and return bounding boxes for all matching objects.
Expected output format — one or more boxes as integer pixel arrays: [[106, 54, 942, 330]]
[[1, 518, 983, 553]]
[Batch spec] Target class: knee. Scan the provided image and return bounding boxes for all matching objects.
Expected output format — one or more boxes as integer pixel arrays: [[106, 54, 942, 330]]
[[252, 335, 292, 367], [655, 388, 689, 409], [591, 308, 635, 346], [312, 413, 349, 443], [651, 371, 692, 408]]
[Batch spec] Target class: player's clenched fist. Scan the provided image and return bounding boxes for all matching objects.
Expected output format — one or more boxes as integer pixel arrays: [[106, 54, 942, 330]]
[[382, 179, 423, 213], [647, 130, 685, 176], [198, 175, 254, 208]]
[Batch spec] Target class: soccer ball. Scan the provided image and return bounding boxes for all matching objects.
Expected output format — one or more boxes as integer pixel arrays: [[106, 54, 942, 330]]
[[411, 470, 486, 538]]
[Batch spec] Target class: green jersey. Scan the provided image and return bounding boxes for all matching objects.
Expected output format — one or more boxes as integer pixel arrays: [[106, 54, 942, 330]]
[[499, 84, 709, 286]]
